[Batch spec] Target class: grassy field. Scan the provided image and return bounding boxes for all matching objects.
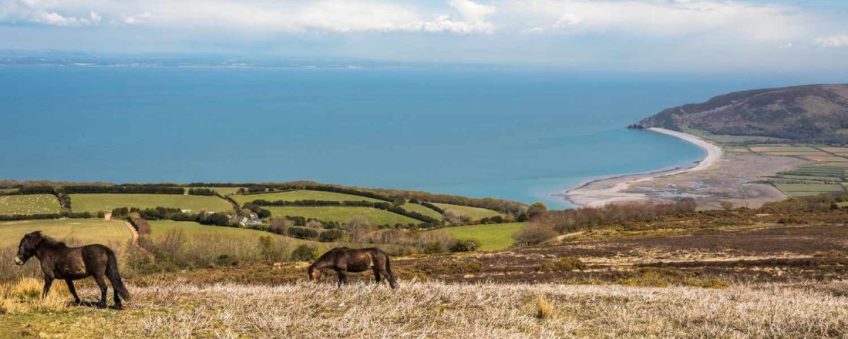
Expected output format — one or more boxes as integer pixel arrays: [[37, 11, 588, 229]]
[[401, 203, 443, 219], [264, 206, 419, 225], [774, 183, 846, 197], [432, 203, 503, 220], [440, 223, 523, 251], [232, 190, 383, 206], [148, 220, 282, 242], [70, 194, 233, 213], [0, 195, 62, 215], [0, 281, 844, 338], [0, 219, 131, 248]]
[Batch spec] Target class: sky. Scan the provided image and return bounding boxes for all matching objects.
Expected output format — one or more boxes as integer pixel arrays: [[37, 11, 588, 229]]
[[1, 0, 848, 71]]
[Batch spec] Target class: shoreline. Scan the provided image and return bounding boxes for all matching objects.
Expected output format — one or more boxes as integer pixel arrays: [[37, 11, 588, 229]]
[[562, 127, 723, 208]]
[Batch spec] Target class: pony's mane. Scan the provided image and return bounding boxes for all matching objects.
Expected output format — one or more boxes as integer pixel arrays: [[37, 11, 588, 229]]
[[38, 233, 67, 248]]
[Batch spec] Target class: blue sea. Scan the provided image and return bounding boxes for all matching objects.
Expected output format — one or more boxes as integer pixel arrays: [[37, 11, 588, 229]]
[[0, 66, 838, 208]]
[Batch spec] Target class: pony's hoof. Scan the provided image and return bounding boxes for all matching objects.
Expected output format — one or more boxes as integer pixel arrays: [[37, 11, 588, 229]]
[[97, 303, 107, 309], [112, 304, 123, 310]]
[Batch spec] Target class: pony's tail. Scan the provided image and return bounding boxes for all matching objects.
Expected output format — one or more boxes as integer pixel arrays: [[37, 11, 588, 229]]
[[106, 251, 131, 300], [384, 252, 399, 289]]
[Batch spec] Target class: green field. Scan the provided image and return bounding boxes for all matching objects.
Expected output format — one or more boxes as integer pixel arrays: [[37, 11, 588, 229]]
[[440, 223, 524, 251], [401, 203, 444, 219], [70, 194, 233, 213], [432, 203, 503, 221], [0, 219, 131, 248], [264, 206, 419, 225], [148, 220, 284, 242], [774, 183, 846, 197], [233, 190, 383, 206], [0, 194, 62, 215]]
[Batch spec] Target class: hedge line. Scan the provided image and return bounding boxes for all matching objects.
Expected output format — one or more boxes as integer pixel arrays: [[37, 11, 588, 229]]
[[0, 212, 95, 221], [64, 185, 184, 194], [250, 199, 441, 224]]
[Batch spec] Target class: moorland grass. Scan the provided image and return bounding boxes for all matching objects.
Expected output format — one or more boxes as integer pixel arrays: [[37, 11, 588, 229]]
[[439, 223, 523, 251], [0, 195, 61, 215], [232, 190, 384, 205], [264, 206, 419, 225], [0, 281, 845, 337], [432, 203, 503, 221], [70, 194, 233, 213]]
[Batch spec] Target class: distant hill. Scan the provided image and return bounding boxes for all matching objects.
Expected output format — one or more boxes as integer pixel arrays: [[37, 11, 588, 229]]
[[638, 84, 848, 143]]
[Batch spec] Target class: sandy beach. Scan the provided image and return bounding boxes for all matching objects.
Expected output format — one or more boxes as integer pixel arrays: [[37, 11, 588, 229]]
[[564, 127, 723, 208]]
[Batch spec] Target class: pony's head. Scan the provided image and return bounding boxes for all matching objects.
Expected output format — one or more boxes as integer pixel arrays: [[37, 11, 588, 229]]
[[15, 231, 44, 265], [307, 264, 321, 282]]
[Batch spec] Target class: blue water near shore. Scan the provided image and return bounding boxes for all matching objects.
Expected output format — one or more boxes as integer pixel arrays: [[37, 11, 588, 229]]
[[0, 66, 834, 208]]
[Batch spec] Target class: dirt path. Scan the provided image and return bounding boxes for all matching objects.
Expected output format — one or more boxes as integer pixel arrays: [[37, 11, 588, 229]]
[[122, 221, 139, 245]]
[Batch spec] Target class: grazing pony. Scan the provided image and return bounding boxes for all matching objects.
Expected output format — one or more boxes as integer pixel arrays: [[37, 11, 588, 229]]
[[308, 247, 398, 289], [14, 231, 131, 309]]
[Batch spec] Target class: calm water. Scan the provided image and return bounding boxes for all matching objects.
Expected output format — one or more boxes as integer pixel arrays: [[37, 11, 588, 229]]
[[0, 66, 832, 208]]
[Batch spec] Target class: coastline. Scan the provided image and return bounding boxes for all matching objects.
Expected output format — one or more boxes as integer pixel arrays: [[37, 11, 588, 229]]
[[563, 127, 723, 208]]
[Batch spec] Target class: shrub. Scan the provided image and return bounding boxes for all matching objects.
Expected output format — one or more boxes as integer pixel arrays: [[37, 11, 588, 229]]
[[318, 229, 345, 242], [198, 212, 232, 226], [526, 202, 547, 220], [290, 244, 318, 262], [188, 188, 217, 196], [287, 226, 319, 240], [513, 223, 557, 245], [537, 257, 586, 272], [450, 239, 481, 252], [128, 212, 152, 235]]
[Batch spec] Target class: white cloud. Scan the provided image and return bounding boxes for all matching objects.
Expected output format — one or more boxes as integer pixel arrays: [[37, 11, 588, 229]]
[[814, 35, 848, 48], [503, 0, 809, 42], [1, 0, 496, 34]]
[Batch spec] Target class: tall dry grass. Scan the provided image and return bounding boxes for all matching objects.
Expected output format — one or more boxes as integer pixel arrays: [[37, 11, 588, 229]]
[[2, 281, 845, 337]]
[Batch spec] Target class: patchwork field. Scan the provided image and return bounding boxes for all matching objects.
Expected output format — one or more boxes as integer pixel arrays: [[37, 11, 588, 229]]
[[0, 219, 131, 248], [432, 203, 503, 220], [232, 190, 383, 205], [0, 195, 61, 215], [440, 223, 523, 251], [148, 220, 284, 242], [70, 194, 233, 213], [775, 183, 846, 197], [264, 206, 419, 225]]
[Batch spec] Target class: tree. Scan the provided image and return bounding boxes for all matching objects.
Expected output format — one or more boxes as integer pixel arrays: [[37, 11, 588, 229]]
[[526, 202, 547, 220], [513, 223, 557, 246]]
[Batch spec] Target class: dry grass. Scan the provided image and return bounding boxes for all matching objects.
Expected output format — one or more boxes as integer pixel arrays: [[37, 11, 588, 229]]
[[0, 278, 70, 314], [1, 280, 846, 337]]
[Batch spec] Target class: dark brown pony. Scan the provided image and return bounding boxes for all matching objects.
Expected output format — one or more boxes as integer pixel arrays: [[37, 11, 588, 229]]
[[308, 247, 398, 289], [14, 231, 131, 309]]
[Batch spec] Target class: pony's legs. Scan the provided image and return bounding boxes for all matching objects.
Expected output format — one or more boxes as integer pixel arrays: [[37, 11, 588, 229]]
[[379, 267, 398, 289], [112, 284, 123, 309], [92, 274, 108, 308], [336, 270, 349, 287], [42, 276, 53, 298], [65, 279, 81, 304], [372, 267, 382, 285]]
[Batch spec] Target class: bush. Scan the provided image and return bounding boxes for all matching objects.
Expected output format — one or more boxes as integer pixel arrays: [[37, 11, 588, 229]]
[[513, 223, 557, 245], [188, 188, 217, 196], [128, 212, 152, 235], [198, 212, 232, 226], [318, 229, 345, 242], [290, 244, 318, 262], [537, 257, 586, 272], [450, 239, 481, 252], [287, 226, 319, 240]]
